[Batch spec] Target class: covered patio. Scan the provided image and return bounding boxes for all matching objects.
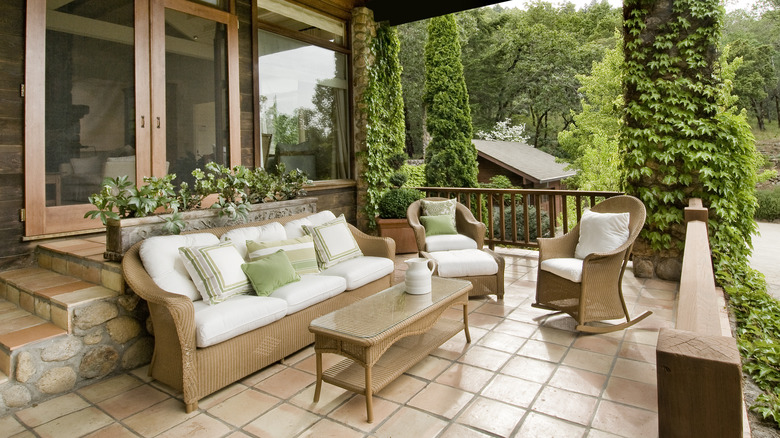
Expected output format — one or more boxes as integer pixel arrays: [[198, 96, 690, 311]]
[[0, 246, 680, 437]]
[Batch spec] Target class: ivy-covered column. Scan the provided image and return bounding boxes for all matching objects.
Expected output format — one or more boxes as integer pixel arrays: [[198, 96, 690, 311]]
[[352, 7, 377, 231], [623, 0, 757, 280]]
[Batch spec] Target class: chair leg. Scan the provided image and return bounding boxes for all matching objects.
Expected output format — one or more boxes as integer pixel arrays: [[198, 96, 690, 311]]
[[576, 310, 653, 334]]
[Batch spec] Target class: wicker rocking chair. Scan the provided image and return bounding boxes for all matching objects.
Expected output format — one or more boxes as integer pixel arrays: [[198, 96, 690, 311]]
[[533, 195, 651, 333]]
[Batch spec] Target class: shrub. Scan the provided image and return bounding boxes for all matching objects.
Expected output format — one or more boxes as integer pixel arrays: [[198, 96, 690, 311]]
[[377, 188, 424, 219], [756, 187, 780, 221], [492, 203, 551, 242], [400, 163, 426, 187]]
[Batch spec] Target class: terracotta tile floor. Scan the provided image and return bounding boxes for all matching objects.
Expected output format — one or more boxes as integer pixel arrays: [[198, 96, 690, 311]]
[[1, 248, 675, 437]]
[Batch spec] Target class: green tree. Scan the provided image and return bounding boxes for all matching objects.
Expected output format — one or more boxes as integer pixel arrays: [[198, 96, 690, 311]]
[[558, 35, 624, 191], [726, 38, 776, 130], [423, 14, 478, 188], [364, 24, 406, 228], [397, 19, 428, 158]]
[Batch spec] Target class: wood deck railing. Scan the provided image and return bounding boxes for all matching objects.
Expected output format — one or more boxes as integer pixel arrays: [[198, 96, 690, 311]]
[[415, 187, 623, 249], [656, 198, 746, 438]]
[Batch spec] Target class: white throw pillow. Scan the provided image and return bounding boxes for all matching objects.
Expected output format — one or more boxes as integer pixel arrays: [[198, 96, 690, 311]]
[[139, 233, 219, 301], [303, 215, 363, 269], [574, 209, 630, 259], [179, 242, 252, 305], [220, 222, 287, 259]]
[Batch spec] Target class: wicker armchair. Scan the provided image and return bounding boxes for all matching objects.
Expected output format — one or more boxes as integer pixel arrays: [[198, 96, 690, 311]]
[[533, 195, 651, 333], [407, 197, 505, 299]]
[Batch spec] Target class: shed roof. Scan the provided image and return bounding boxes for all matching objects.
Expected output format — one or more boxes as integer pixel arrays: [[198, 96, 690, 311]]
[[473, 139, 576, 184]]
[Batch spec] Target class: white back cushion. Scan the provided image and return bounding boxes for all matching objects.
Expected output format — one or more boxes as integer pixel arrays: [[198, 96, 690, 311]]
[[284, 210, 336, 238], [574, 209, 630, 259], [139, 233, 219, 301], [220, 222, 287, 259]]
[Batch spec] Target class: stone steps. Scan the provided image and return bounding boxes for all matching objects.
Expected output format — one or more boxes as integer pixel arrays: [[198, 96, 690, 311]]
[[0, 237, 151, 413]]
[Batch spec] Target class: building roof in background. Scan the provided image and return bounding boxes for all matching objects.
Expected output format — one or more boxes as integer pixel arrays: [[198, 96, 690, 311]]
[[473, 139, 576, 184]]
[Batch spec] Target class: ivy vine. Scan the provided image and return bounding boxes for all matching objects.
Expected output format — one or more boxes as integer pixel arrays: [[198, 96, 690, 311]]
[[362, 23, 406, 229]]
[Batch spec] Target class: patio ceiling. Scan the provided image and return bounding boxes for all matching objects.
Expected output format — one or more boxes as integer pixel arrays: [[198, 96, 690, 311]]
[[304, 0, 507, 25]]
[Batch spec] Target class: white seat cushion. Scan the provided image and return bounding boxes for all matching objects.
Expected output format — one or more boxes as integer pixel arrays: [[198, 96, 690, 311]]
[[425, 234, 478, 252], [271, 274, 347, 314], [428, 249, 498, 277], [574, 209, 630, 259], [319, 256, 394, 290], [193, 294, 288, 348], [540, 258, 584, 283], [139, 233, 219, 301], [220, 222, 287, 259]]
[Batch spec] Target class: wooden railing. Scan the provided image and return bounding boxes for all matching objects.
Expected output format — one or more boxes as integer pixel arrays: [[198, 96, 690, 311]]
[[415, 187, 623, 248], [656, 198, 746, 438]]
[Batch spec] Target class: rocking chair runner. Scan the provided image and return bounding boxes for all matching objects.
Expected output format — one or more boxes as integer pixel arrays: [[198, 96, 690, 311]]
[[533, 195, 651, 333]]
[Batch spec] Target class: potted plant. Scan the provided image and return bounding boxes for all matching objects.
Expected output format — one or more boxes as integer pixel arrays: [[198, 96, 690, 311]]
[[376, 185, 424, 254], [86, 163, 315, 260]]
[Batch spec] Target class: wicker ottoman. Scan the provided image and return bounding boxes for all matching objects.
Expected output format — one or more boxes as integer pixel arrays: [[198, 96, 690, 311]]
[[422, 248, 505, 299]]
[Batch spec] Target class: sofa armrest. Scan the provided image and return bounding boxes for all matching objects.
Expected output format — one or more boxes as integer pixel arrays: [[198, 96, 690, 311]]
[[348, 223, 396, 259]]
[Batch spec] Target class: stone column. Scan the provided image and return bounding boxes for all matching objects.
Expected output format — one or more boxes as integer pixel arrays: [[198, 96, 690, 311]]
[[351, 7, 377, 231]]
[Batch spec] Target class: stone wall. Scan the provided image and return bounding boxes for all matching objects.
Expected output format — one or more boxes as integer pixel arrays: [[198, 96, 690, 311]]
[[0, 296, 152, 413]]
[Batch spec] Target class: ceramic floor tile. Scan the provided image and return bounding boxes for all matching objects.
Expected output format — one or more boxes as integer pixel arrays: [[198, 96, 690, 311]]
[[82, 422, 139, 438], [435, 362, 495, 393], [197, 382, 249, 410], [409, 382, 474, 419], [244, 403, 320, 437], [531, 386, 598, 426], [591, 400, 658, 438], [562, 348, 615, 374], [572, 335, 622, 356], [493, 319, 538, 338], [298, 419, 365, 438], [240, 363, 284, 386], [476, 331, 526, 353], [458, 345, 512, 371], [530, 326, 577, 346], [548, 365, 607, 397], [328, 393, 398, 432], [439, 423, 494, 438], [293, 351, 346, 375], [611, 357, 657, 385], [15, 393, 90, 427], [603, 376, 658, 412], [456, 396, 524, 437], [376, 374, 427, 404], [406, 355, 453, 380], [77, 374, 144, 404], [481, 373, 542, 408], [291, 382, 353, 416], [465, 312, 503, 330], [33, 407, 114, 438], [517, 339, 569, 363], [97, 384, 169, 420], [473, 301, 515, 317], [122, 398, 197, 437], [501, 355, 557, 383], [586, 429, 626, 438], [515, 411, 587, 438], [618, 341, 656, 364], [156, 413, 232, 438], [253, 367, 315, 399], [374, 406, 448, 438], [207, 388, 280, 426], [623, 328, 659, 346], [0, 415, 27, 437]]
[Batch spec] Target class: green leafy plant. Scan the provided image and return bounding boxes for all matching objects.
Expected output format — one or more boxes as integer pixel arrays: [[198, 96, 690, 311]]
[[377, 188, 424, 219], [755, 187, 780, 221], [85, 164, 311, 234]]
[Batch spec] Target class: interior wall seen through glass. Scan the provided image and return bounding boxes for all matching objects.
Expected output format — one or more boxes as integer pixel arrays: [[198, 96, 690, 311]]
[[45, 0, 136, 206], [258, 30, 350, 181]]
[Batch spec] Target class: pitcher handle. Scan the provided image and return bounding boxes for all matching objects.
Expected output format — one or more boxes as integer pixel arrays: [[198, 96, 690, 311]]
[[427, 259, 437, 275]]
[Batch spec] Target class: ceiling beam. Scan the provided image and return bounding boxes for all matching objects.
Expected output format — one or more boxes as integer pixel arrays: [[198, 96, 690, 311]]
[[365, 0, 506, 25]]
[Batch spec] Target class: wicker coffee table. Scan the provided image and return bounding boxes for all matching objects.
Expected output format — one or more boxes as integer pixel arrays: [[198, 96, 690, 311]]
[[309, 276, 472, 423]]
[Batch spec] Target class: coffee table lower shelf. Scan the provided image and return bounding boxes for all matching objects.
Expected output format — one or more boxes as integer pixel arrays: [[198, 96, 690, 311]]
[[317, 318, 465, 422]]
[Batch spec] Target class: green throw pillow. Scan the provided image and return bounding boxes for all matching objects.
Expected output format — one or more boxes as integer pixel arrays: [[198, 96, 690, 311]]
[[246, 235, 319, 275], [420, 214, 458, 236], [241, 249, 301, 297]]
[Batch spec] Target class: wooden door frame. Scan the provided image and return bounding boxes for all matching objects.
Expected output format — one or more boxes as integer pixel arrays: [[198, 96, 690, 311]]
[[23, 0, 240, 237]]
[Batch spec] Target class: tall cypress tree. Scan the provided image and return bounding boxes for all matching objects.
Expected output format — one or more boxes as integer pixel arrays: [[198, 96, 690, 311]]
[[423, 14, 478, 188]]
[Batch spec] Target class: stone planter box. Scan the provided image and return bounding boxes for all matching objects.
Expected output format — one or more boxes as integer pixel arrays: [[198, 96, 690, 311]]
[[377, 217, 418, 254], [105, 197, 317, 261]]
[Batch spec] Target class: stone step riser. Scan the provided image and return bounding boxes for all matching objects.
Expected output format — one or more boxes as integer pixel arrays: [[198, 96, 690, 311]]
[[36, 247, 124, 294]]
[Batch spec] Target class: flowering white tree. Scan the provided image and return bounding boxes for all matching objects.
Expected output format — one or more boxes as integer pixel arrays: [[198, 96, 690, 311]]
[[475, 119, 526, 142]]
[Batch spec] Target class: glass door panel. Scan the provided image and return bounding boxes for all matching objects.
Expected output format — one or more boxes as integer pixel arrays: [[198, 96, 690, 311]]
[[163, 7, 229, 186], [44, 0, 138, 206]]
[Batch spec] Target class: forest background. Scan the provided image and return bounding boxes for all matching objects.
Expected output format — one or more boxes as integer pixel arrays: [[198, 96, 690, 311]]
[[396, 0, 780, 195]]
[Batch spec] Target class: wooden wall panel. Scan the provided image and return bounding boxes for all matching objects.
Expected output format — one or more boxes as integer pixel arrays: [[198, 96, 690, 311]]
[[0, 0, 26, 269]]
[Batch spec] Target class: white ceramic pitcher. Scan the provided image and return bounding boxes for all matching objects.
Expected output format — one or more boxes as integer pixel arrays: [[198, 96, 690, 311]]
[[404, 258, 437, 295]]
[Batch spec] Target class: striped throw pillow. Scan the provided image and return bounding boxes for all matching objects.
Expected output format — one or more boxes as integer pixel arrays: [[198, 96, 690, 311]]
[[179, 242, 252, 305], [246, 235, 320, 275], [303, 215, 363, 269]]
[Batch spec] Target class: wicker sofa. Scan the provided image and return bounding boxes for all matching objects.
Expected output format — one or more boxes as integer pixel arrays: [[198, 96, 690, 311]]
[[122, 211, 395, 412]]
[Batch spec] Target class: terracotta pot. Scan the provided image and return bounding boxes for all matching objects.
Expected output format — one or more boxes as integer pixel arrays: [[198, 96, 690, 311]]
[[377, 217, 418, 254]]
